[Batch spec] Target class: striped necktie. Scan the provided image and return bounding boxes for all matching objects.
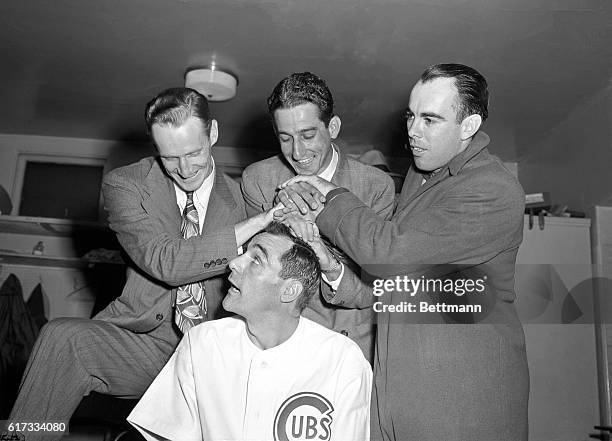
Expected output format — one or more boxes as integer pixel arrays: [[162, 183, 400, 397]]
[[174, 191, 207, 333]]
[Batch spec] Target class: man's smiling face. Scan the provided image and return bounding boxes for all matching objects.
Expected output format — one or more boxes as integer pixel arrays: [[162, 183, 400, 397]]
[[273, 102, 338, 176], [152, 116, 217, 192]]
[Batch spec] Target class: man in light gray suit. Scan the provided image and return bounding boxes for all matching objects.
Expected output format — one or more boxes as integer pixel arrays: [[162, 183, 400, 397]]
[[8, 88, 275, 440], [279, 64, 529, 441], [241, 72, 395, 361]]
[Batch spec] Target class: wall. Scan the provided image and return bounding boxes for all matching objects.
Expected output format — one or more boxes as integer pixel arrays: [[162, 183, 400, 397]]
[[518, 80, 612, 215], [0, 133, 149, 213], [0, 133, 280, 217]]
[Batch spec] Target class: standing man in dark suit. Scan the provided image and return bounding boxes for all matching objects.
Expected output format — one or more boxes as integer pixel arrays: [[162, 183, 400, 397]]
[[8, 88, 275, 440], [241, 72, 395, 361], [279, 64, 529, 441]]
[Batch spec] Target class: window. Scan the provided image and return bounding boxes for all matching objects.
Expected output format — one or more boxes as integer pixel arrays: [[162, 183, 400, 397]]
[[12, 154, 106, 222]]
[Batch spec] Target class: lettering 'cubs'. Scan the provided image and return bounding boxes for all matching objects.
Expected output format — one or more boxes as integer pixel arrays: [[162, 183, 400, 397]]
[[273, 392, 334, 441]]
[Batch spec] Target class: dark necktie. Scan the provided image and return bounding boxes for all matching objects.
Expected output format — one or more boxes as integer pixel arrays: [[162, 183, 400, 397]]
[[174, 191, 207, 333]]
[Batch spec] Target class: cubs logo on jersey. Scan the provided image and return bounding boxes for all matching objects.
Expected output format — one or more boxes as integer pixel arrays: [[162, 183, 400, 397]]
[[273, 392, 334, 441]]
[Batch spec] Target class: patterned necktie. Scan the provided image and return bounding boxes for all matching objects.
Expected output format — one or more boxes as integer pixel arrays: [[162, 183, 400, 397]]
[[174, 191, 207, 333]]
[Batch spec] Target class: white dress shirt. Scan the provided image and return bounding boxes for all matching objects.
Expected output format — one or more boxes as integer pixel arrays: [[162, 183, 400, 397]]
[[173, 159, 216, 233]]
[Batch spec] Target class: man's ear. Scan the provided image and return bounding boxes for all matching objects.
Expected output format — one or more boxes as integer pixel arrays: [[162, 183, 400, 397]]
[[209, 119, 219, 147], [327, 115, 341, 140], [460, 114, 482, 141], [280, 280, 303, 304]]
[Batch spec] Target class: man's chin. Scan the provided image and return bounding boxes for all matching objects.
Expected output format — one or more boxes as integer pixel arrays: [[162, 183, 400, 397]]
[[291, 166, 318, 177], [414, 161, 434, 174], [174, 176, 203, 192], [222, 296, 237, 314]]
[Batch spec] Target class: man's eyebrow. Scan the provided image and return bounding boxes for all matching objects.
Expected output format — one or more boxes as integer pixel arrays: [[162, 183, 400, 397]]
[[278, 126, 318, 136], [160, 146, 203, 158], [422, 112, 445, 120], [404, 109, 445, 121], [251, 243, 269, 262]]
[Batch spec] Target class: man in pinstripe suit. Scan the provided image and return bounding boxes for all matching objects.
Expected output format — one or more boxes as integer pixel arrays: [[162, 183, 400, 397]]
[[7, 88, 275, 440]]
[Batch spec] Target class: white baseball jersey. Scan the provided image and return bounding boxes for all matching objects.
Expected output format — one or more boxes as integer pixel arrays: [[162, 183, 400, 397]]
[[128, 316, 372, 441]]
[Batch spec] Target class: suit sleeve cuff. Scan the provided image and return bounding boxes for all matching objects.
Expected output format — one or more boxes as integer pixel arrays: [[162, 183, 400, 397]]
[[321, 262, 345, 290], [325, 187, 350, 204]]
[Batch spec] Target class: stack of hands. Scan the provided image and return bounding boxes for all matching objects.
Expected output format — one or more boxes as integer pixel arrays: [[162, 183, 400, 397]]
[[271, 175, 341, 276]]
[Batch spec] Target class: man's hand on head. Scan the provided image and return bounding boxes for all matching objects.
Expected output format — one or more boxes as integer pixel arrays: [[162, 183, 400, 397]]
[[279, 214, 342, 279], [280, 213, 319, 242], [235, 202, 285, 247], [264, 202, 285, 225]]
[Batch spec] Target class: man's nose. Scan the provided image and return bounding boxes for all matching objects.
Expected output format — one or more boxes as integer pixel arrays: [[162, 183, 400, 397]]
[[407, 118, 421, 139], [292, 140, 306, 160], [178, 156, 192, 177], [228, 254, 243, 273]]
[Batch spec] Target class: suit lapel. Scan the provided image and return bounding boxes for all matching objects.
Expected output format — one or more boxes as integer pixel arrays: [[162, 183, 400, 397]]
[[203, 170, 240, 232], [141, 162, 241, 235], [395, 165, 425, 212], [396, 163, 452, 212], [141, 159, 181, 233]]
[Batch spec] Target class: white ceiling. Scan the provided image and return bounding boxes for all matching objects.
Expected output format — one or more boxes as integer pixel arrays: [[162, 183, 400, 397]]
[[0, 0, 610, 161]]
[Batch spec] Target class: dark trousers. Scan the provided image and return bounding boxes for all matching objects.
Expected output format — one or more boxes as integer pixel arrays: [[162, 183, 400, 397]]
[[8, 316, 180, 441]]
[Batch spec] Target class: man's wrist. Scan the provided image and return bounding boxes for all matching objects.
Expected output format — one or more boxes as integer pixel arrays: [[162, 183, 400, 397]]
[[322, 256, 341, 273], [321, 260, 344, 289]]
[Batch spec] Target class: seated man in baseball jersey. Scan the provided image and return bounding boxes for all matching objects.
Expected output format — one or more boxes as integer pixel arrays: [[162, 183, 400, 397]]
[[127, 221, 372, 441], [241, 72, 395, 362]]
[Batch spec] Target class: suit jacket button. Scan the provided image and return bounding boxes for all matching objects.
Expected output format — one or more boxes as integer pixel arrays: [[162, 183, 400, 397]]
[[215, 258, 222, 265], [204, 262, 210, 269], [340, 330, 349, 336], [222, 258, 228, 264], [156, 313, 163, 321]]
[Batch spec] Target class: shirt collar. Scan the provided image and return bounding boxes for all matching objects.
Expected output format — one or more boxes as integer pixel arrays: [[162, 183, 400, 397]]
[[318, 143, 339, 181], [242, 316, 305, 357]]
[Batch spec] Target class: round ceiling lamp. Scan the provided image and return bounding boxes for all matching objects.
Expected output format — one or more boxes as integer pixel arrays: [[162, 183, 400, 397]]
[[184, 68, 238, 102]]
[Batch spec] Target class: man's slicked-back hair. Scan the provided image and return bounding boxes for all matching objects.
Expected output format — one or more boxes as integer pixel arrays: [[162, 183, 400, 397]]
[[420, 63, 489, 123], [267, 72, 334, 126], [145, 87, 212, 135], [264, 221, 321, 311]]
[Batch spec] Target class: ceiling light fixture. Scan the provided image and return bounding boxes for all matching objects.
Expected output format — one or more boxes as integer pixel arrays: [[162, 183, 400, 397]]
[[184, 68, 238, 102]]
